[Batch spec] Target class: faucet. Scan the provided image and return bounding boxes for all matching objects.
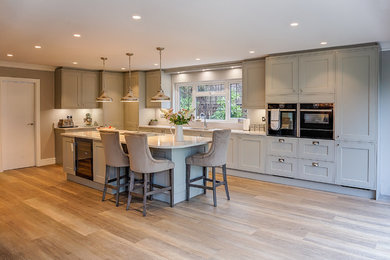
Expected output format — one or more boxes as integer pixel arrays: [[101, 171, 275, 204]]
[[200, 112, 208, 129]]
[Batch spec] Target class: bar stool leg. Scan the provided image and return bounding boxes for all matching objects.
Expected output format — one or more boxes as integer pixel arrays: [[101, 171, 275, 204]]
[[212, 167, 217, 207], [143, 173, 148, 216], [126, 171, 135, 210], [102, 165, 109, 201], [222, 164, 230, 200], [149, 173, 154, 201], [186, 164, 190, 201], [115, 167, 120, 207], [203, 167, 207, 194], [169, 168, 175, 207]]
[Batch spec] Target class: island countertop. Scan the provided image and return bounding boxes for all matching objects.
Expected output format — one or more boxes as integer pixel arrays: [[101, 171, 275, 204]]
[[61, 131, 212, 149]]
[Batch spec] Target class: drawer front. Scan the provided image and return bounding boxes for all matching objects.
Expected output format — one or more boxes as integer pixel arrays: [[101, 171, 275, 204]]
[[298, 139, 335, 161], [266, 155, 298, 178], [298, 159, 336, 184], [267, 137, 298, 157]]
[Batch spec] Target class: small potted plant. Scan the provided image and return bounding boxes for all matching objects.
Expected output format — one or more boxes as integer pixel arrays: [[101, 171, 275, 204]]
[[161, 108, 194, 141], [149, 119, 158, 126]]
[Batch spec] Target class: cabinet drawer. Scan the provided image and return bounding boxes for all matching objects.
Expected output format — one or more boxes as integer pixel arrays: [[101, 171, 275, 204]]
[[298, 139, 335, 161], [267, 137, 298, 157], [266, 155, 298, 178], [298, 159, 335, 184]]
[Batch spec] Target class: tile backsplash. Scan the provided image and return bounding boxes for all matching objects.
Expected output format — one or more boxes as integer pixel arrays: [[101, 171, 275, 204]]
[[52, 108, 103, 127]]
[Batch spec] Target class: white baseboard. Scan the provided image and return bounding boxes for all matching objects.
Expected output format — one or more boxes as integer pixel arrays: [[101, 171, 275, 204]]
[[37, 157, 56, 166]]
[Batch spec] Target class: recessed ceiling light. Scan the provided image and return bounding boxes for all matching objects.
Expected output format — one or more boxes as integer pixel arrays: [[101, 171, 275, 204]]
[[320, 41, 328, 45], [132, 15, 141, 20], [249, 50, 255, 54], [195, 58, 200, 61], [6, 54, 13, 57], [34, 45, 42, 49], [72, 61, 78, 65], [121, 67, 126, 70], [73, 34, 81, 38], [154, 63, 158, 66], [290, 22, 299, 27]]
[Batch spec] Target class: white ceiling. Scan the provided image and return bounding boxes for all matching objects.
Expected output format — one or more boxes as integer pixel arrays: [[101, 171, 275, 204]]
[[0, 0, 389, 71]]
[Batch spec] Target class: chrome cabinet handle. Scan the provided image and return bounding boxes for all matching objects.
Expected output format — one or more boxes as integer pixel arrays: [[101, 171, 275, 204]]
[[278, 139, 285, 143], [312, 141, 319, 145], [312, 162, 319, 167], [27, 123, 34, 126], [278, 158, 285, 163]]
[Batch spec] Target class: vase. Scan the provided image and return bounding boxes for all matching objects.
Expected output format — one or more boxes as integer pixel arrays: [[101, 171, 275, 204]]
[[175, 125, 184, 142]]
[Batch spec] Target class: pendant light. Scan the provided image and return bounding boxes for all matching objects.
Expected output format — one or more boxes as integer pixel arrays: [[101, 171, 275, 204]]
[[121, 53, 139, 102], [96, 57, 113, 102], [150, 47, 170, 102]]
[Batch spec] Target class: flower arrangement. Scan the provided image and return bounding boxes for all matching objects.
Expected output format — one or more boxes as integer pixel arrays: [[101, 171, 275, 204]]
[[161, 108, 194, 125]]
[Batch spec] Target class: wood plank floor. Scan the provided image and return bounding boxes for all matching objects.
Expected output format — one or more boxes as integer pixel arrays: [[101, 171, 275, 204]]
[[0, 165, 390, 259]]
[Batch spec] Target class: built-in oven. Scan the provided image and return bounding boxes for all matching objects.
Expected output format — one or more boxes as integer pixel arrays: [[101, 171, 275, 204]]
[[267, 104, 297, 137], [300, 103, 334, 140], [75, 138, 93, 180]]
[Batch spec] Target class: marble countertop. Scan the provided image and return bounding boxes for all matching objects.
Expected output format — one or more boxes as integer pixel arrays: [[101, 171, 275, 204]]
[[138, 125, 266, 136], [54, 126, 97, 132], [62, 131, 211, 149]]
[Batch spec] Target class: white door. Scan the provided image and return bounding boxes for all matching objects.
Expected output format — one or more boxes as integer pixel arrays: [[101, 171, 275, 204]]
[[1, 80, 36, 170]]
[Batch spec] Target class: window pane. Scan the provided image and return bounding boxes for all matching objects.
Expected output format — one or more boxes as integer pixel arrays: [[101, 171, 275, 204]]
[[197, 83, 224, 92], [230, 82, 246, 118], [196, 96, 226, 120], [178, 86, 192, 110]]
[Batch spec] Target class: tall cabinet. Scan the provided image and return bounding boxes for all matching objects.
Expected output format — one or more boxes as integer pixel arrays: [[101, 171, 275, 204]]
[[123, 71, 145, 130], [335, 46, 379, 190], [242, 60, 265, 108], [102, 72, 124, 129], [145, 70, 171, 109]]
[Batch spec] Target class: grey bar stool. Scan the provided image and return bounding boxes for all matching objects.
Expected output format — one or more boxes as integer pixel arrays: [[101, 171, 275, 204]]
[[185, 129, 231, 207], [124, 133, 175, 216], [100, 130, 130, 207]]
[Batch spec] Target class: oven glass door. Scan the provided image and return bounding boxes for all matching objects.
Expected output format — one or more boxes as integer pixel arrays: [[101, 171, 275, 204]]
[[300, 111, 333, 130]]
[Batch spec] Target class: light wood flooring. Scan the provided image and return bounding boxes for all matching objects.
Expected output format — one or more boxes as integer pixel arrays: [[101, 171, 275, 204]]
[[0, 165, 390, 259]]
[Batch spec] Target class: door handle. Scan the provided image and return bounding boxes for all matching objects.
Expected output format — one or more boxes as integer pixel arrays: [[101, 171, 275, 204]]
[[312, 141, 319, 145], [312, 162, 319, 167], [278, 138, 285, 143], [27, 123, 34, 126], [278, 158, 285, 163]]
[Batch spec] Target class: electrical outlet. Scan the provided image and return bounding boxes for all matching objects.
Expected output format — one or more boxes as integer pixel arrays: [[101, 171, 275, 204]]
[[262, 117, 266, 122]]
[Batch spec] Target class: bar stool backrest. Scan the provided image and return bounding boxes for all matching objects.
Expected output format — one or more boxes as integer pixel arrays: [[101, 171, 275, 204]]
[[207, 129, 231, 166], [124, 133, 154, 173], [99, 130, 129, 167]]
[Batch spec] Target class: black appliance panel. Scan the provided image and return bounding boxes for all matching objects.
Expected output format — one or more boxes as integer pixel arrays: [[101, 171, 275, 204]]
[[75, 138, 93, 180], [267, 104, 297, 137]]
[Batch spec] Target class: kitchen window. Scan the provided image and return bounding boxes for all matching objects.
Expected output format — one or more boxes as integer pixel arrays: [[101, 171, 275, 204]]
[[175, 79, 246, 121]]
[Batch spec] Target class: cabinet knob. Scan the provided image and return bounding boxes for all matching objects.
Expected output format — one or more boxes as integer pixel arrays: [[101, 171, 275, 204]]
[[312, 162, 319, 167], [278, 158, 285, 163], [278, 138, 285, 143], [312, 141, 319, 146]]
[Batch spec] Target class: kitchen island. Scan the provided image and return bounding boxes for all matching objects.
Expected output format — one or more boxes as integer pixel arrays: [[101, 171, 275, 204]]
[[61, 131, 212, 205]]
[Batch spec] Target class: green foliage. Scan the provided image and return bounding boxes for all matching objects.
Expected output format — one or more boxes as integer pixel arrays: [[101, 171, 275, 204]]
[[230, 91, 243, 118], [161, 108, 194, 125], [210, 97, 226, 120]]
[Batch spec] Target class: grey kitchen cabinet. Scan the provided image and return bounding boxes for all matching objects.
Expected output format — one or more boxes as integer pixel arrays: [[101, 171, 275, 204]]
[[124, 71, 145, 130], [266, 136, 298, 158], [298, 159, 336, 184], [266, 155, 298, 178], [237, 135, 266, 173], [227, 135, 239, 169], [242, 60, 265, 109], [55, 68, 99, 109], [265, 55, 299, 103], [93, 141, 106, 184], [62, 137, 75, 175], [335, 46, 378, 143], [298, 138, 335, 162], [336, 141, 376, 189], [145, 70, 171, 109], [102, 72, 124, 129]]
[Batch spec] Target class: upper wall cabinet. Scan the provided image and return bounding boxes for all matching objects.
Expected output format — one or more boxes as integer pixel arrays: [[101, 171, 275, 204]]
[[242, 60, 265, 109], [102, 72, 124, 129], [265, 55, 299, 102], [145, 70, 171, 109], [124, 71, 145, 130], [298, 51, 335, 102], [335, 47, 378, 142], [55, 68, 99, 109]]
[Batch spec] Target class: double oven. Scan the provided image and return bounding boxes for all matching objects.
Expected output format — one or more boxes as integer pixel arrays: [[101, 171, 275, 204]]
[[267, 103, 334, 140]]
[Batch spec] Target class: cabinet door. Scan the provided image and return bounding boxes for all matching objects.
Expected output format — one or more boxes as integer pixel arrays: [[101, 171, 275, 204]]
[[62, 137, 75, 175], [298, 138, 335, 162], [103, 72, 124, 129], [299, 52, 335, 95], [242, 60, 265, 109], [238, 136, 265, 173], [81, 71, 99, 108], [298, 159, 335, 184], [266, 155, 298, 178], [266, 137, 298, 157], [227, 136, 238, 169], [124, 72, 141, 130], [145, 71, 171, 109], [265, 55, 299, 97], [336, 141, 376, 189], [61, 70, 81, 108], [335, 47, 378, 142], [93, 141, 106, 184]]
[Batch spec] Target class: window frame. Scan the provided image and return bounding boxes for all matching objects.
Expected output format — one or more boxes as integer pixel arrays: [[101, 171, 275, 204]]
[[175, 78, 243, 122]]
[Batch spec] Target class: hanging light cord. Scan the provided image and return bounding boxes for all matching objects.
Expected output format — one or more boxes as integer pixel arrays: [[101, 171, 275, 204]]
[[159, 48, 162, 90], [101, 57, 107, 91], [128, 54, 132, 92]]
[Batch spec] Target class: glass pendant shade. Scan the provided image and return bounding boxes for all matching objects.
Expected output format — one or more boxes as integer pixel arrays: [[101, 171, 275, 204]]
[[96, 57, 113, 103], [121, 52, 139, 102], [150, 47, 170, 103]]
